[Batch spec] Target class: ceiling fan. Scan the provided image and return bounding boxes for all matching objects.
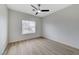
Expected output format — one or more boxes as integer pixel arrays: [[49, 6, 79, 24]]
[[31, 4, 50, 15]]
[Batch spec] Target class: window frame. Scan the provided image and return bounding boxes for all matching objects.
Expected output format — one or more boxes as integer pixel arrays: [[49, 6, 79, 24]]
[[22, 20, 36, 35]]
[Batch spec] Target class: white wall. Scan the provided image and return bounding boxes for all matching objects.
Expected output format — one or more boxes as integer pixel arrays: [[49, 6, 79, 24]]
[[8, 10, 42, 43], [42, 4, 79, 49], [0, 5, 8, 54]]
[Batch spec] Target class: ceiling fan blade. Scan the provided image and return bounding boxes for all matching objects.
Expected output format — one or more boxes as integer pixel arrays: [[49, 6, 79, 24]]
[[31, 4, 37, 10], [35, 12, 38, 15], [41, 10, 49, 12]]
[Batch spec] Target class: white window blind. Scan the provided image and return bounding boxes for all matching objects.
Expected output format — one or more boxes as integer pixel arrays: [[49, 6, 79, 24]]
[[22, 20, 36, 34]]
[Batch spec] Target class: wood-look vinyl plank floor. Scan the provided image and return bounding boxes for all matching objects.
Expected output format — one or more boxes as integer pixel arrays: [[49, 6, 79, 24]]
[[6, 38, 79, 55]]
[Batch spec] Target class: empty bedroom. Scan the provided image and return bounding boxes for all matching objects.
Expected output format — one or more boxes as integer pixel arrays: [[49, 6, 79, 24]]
[[0, 4, 79, 55]]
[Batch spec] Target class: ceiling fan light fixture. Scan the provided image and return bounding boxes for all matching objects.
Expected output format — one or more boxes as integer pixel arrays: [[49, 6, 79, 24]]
[[37, 10, 41, 13]]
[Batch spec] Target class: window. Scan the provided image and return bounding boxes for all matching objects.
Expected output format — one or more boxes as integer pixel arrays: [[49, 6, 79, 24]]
[[22, 20, 36, 34]]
